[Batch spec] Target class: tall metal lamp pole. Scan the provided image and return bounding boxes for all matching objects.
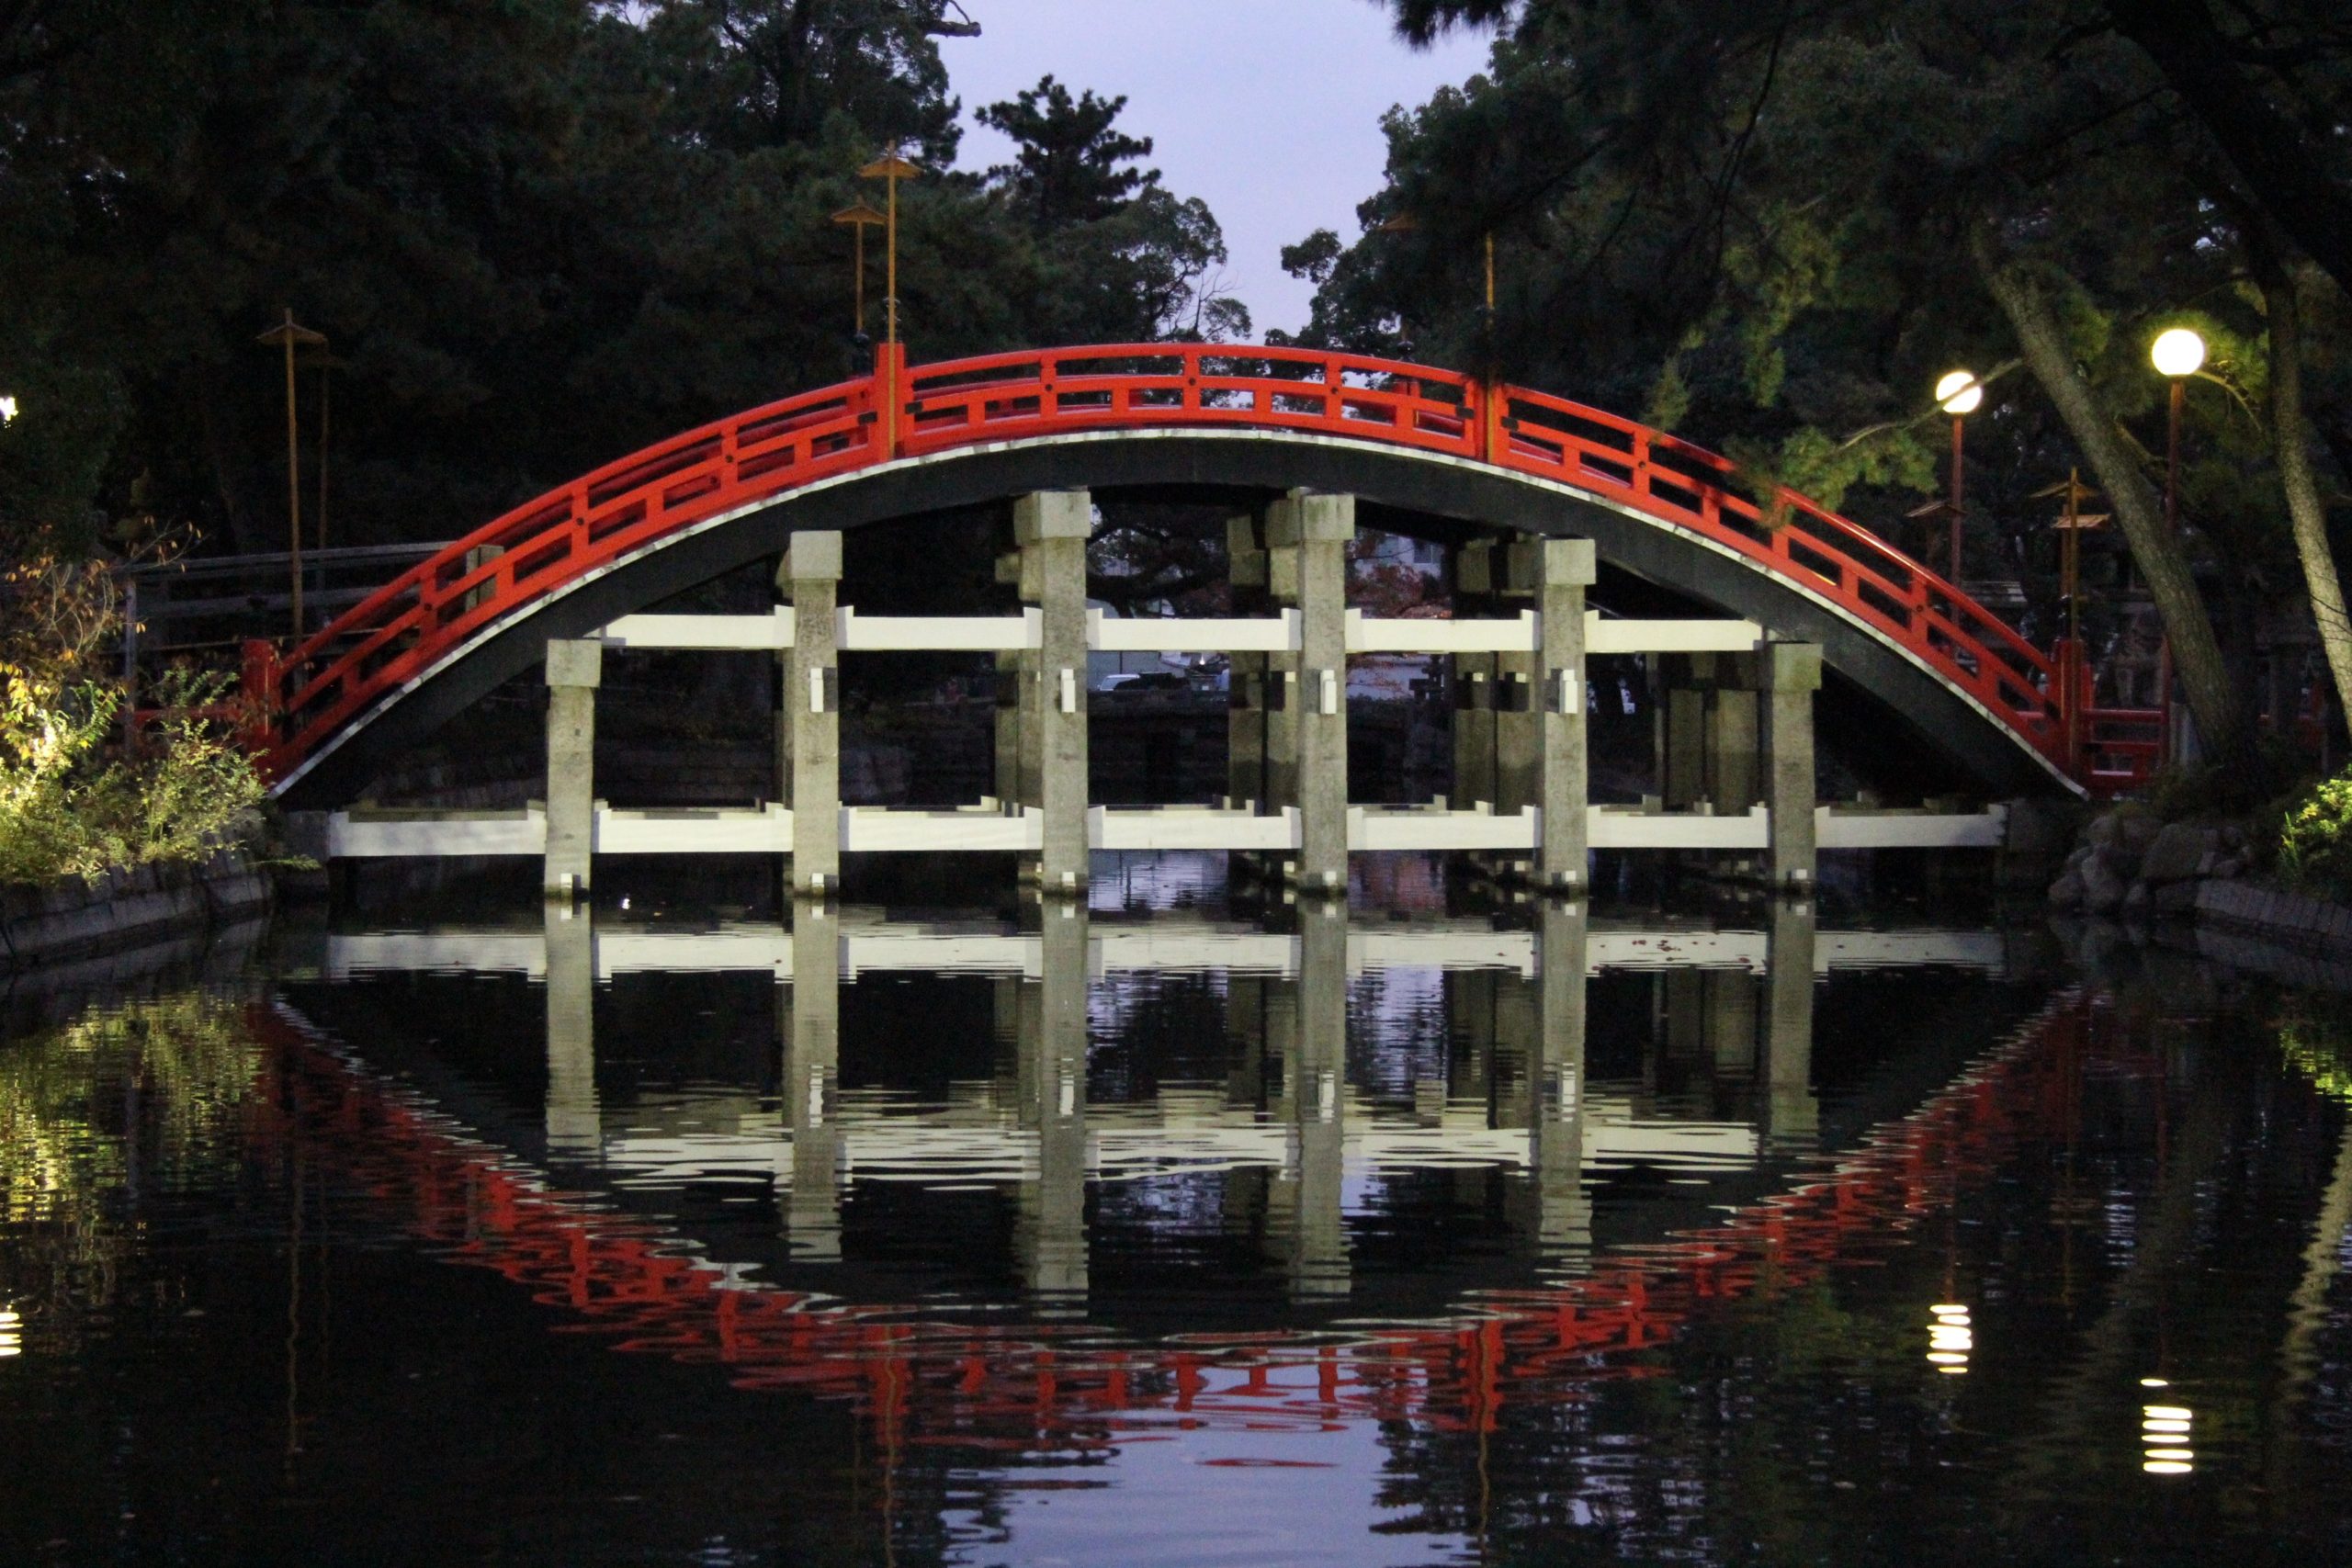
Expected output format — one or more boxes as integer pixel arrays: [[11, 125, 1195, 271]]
[[256, 308, 327, 640]]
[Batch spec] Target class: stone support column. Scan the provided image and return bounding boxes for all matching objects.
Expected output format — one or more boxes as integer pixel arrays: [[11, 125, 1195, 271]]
[[1268, 490, 1353, 894], [1452, 542, 1498, 809], [780, 533, 843, 896], [1018, 491, 1092, 896], [1494, 545, 1541, 819], [1227, 511, 1269, 812], [1763, 896, 1820, 1153], [785, 903, 842, 1260], [1759, 642, 1823, 890], [543, 901, 600, 1156], [1534, 538, 1597, 892], [543, 638, 601, 898]]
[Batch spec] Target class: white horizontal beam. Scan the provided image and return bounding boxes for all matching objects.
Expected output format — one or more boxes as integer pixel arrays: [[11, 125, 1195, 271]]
[[1816, 805, 2008, 850], [327, 809, 546, 857], [1089, 806, 1300, 851], [1586, 615, 1764, 655], [1348, 610, 1535, 653], [597, 804, 791, 854], [600, 610, 794, 650], [1091, 609, 1296, 652], [842, 805, 1043, 852], [1350, 806, 1540, 852], [1588, 805, 1771, 850], [312, 920, 2006, 982], [839, 607, 1036, 651]]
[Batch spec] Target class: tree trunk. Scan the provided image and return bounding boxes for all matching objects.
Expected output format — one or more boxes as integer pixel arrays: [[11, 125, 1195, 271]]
[[2258, 257, 2352, 740], [1970, 224, 2240, 756]]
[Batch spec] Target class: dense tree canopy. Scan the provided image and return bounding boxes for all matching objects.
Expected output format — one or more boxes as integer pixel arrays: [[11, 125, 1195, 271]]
[[0, 0, 1239, 568], [1285, 0, 2352, 758]]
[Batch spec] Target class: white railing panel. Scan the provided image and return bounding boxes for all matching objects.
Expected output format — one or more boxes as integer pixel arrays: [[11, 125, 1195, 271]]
[[1586, 615, 1763, 655], [1588, 805, 1771, 850], [1089, 806, 1300, 851], [1816, 805, 2008, 850], [837, 607, 1036, 651], [841, 806, 1044, 852], [328, 809, 545, 858], [1347, 610, 1537, 653], [1349, 806, 1540, 852], [595, 804, 791, 854], [1090, 610, 1297, 653]]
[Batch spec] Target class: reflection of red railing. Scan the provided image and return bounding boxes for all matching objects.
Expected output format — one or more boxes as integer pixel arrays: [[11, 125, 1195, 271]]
[[245, 995, 2089, 1448], [244, 343, 2075, 787]]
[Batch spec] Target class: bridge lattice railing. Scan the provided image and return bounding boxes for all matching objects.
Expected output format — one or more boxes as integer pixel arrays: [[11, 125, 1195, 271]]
[[254, 342, 2072, 784]]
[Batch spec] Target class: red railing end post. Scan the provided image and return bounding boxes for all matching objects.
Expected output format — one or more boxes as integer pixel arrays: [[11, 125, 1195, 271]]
[[873, 339, 907, 459]]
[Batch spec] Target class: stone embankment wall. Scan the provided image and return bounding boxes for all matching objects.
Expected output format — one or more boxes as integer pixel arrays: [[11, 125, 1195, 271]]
[[2047, 813, 2250, 918], [0, 849, 272, 971]]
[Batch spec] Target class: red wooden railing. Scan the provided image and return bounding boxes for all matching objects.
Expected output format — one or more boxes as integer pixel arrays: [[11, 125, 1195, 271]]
[[246, 989, 2099, 1448], [247, 343, 2086, 788]]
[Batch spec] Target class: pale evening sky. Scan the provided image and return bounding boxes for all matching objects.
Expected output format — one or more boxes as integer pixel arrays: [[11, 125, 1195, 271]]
[[937, 0, 1497, 338]]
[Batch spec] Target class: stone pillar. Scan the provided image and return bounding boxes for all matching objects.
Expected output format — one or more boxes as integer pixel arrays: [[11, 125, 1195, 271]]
[[1018, 491, 1092, 896], [1017, 899, 1091, 1310], [1452, 541, 1498, 808], [785, 903, 842, 1260], [1268, 490, 1353, 894], [1494, 545, 1541, 820], [544, 638, 601, 898], [1534, 538, 1596, 892], [1659, 660, 1708, 810], [1227, 511, 1269, 812], [993, 649, 1023, 805], [780, 532, 843, 895], [1759, 642, 1823, 890], [543, 900, 600, 1156], [1531, 897, 1590, 1265], [1763, 896, 1819, 1153], [1284, 898, 1350, 1299]]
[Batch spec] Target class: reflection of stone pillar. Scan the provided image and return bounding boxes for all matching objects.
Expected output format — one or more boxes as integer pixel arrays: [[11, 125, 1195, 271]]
[[1760, 643, 1822, 891], [543, 639, 601, 897], [1533, 539, 1596, 891], [1017, 900, 1091, 1310], [1227, 512, 1268, 811], [785, 905, 842, 1260], [1283, 898, 1350, 1298], [1269, 491, 1354, 893], [1709, 970, 1758, 1083], [1532, 898, 1591, 1265], [543, 901, 600, 1156], [780, 533, 842, 895], [1763, 897, 1819, 1153], [1018, 491, 1093, 896]]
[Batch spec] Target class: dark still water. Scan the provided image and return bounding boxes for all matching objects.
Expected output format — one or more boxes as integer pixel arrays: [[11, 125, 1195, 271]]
[[6, 871, 2352, 1565]]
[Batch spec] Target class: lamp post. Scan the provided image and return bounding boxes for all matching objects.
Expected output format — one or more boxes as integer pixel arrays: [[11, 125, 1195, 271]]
[[2151, 327, 2205, 535], [857, 153, 920, 457], [831, 201, 887, 342], [256, 308, 328, 640], [1935, 369, 1984, 581]]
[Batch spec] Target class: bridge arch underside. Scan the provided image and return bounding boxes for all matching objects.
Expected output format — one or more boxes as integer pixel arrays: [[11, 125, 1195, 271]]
[[277, 431, 2070, 808]]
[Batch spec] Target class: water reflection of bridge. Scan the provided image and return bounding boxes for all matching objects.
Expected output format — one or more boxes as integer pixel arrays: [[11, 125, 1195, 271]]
[[256, 899, 2079, 1451], [287, 903, 2022, 1308]]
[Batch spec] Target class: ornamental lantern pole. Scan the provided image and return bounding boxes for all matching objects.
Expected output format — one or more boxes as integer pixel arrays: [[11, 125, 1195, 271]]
[[256, 308, 328, 639]]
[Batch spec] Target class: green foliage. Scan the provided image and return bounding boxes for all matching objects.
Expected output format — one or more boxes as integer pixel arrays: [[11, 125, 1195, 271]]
[[2277, 767, 2352, 901], [0, 558, 265, 887], [0, 2, 1247, 564]]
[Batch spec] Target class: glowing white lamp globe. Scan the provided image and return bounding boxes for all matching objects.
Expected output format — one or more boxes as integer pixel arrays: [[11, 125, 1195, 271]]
[[0, 395, 17, 424], [1936, 370, 1984, 416], [2151, 328, 2206, 378]]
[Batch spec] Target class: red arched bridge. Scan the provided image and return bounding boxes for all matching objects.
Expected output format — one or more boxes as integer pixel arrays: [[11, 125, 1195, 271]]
[[243, 343, 2153, 807]]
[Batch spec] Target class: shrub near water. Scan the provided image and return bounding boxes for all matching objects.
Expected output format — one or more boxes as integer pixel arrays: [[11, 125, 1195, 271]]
[[2277, 769, 2352, 902], [1, 558, 266, 887]]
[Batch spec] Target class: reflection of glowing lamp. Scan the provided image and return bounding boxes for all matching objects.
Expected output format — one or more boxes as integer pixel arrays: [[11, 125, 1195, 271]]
[[0, 1305, 20, 1359], [2139, 1382, 2194, 1473], [1926, 1303, 1972, 1373]]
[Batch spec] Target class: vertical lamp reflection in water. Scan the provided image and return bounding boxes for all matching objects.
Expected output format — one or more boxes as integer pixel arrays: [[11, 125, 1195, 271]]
[[1926, 1303, 1971, 1373], [2140, 1377, 2194, 1473], [0, 1305, 19, 1358]]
